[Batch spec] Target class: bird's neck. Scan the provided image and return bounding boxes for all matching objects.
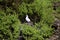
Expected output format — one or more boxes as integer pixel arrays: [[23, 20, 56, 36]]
[[26, 16, 28, 18]]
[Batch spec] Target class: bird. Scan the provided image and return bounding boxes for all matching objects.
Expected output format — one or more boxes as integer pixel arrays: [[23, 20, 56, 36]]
[[25, 15, 31, 23], [25, 15, 33, 26]]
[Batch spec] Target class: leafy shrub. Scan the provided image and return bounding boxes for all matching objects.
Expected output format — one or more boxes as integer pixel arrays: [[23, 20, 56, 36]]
[[19, 23, 54, 40], [55, 6, 60, 19], [18, 0, 54, 24], [0, 11, 20, 40], [0, 0, 55, 40], [53, 0, 60, 19], [39, 23, 54, 38], [19, 24, 44, 40]]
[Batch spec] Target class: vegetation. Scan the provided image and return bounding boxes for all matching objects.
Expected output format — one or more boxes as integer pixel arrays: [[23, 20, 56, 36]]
[[0, 10, 20, 40], [53, 0, 60, 19], [0, 0, 59, 40]]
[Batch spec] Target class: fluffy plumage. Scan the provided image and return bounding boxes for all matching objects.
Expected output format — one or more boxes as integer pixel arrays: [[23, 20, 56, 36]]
[[25, 15, 30, 22]]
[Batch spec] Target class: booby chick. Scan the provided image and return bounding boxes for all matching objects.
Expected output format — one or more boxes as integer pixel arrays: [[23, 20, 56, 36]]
[[25, 15, 33, 26], [25, 15, 31, 23]]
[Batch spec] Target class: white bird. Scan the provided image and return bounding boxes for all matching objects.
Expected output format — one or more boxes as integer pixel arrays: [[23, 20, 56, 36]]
[[25, 15, 31, 22]]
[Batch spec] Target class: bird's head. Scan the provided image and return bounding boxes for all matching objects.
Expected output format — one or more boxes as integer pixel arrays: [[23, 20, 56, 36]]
[[26, 15, 28, 17]]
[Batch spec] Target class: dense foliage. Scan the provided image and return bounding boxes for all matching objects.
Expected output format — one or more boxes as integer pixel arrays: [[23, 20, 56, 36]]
[[0, 10, 20, 40], [53, 0, 60, 19], [0, 0, 58, 40]]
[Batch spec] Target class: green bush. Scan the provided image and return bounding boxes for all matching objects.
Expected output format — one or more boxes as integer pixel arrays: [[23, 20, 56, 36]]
[[53, 0, 60, 19], [0, 11, 20, 40], [39, 23, 53, 38], [18, 0, 54, 24], [19, 24, 44, 40], [0, 0, 55, 40], [55, 7, 60, 19], [19, 23, 54, 40]]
